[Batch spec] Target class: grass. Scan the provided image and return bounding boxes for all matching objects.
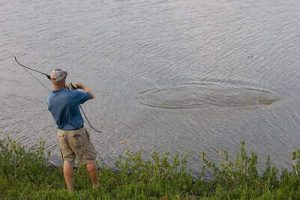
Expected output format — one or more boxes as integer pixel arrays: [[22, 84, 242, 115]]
[[0, 138, 299, 199]]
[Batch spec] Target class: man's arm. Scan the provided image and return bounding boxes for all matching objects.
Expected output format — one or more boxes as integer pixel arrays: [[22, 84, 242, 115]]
[[73, 82, 95, 99]]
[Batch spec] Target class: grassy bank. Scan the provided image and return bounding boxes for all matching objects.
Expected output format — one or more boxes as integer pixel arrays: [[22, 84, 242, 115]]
[[0, 138, 299, 199]]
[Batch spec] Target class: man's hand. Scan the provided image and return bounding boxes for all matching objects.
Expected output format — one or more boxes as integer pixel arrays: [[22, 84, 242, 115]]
[[73, 82, 95, 99]]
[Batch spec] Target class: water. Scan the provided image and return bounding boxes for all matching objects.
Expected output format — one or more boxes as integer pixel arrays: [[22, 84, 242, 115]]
[[138, 82, 280, 108], [1, 0, 300, 172]]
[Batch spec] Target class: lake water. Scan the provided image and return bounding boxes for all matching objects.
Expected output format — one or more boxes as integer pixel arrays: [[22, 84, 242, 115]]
[[1, 0, 300, 172]]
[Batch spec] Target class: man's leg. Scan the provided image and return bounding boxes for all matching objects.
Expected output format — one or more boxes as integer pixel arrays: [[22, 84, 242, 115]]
[[86, 162, 100, 188], [63, 161, 74, 192], [57, 131, 76, 192]]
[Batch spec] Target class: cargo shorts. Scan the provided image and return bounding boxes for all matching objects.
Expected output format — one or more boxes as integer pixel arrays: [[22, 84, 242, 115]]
[[57, 127, 97, 164]]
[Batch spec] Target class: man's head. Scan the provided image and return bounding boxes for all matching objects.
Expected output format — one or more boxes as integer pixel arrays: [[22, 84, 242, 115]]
[[50, 69, 68, 82], [50, 69, 68, 89]]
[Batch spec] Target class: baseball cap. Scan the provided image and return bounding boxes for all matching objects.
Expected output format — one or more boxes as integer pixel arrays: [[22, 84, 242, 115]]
[[50, 69, 68, 82]]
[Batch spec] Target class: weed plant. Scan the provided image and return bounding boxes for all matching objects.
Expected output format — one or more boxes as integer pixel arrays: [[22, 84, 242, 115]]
[[0, 138, 299, 199]]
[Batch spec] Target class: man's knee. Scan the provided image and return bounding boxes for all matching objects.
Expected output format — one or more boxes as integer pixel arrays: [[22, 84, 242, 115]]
[[86, 161, 97, 173], [64, 160, 74, 166]]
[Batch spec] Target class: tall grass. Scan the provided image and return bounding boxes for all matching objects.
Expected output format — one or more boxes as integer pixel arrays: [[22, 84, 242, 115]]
[[0, 137, 299, 199]]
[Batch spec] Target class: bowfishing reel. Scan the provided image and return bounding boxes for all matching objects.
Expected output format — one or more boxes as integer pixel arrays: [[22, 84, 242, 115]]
[[68, 82, 79, 90]]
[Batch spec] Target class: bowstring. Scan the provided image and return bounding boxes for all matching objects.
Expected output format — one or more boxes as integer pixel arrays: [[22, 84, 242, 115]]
[[23, 67, 51, 91]]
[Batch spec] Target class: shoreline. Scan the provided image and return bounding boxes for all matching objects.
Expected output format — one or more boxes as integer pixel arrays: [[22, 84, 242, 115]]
[[1, 137, 300, 199]]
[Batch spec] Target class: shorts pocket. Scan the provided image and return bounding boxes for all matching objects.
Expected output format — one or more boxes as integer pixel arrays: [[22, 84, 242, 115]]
[[70, 132, 84, 147]]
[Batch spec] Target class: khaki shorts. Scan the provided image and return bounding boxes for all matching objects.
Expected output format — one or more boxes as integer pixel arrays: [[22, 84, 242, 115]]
[[57, 127, 97, 165]]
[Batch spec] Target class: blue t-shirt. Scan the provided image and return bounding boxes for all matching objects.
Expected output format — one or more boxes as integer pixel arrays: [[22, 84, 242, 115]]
[[47, 88, 92, 130]]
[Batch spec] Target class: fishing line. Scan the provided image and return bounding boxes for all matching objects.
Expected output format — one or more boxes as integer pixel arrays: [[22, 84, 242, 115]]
[[14, 56, 102, 133]]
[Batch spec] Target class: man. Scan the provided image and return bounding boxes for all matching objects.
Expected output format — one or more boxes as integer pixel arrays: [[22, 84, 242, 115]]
[[47, 69, 100, 192]]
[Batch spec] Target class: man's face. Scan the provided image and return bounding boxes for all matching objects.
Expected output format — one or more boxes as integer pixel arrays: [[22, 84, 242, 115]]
[[51, 78, 66, 88]]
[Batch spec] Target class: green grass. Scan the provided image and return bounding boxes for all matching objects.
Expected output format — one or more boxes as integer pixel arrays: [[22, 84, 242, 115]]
[[0, 138, 299, 199]]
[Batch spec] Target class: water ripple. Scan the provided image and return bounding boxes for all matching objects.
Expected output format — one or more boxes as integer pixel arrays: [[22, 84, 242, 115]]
[[138, 82, 280, 109]]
